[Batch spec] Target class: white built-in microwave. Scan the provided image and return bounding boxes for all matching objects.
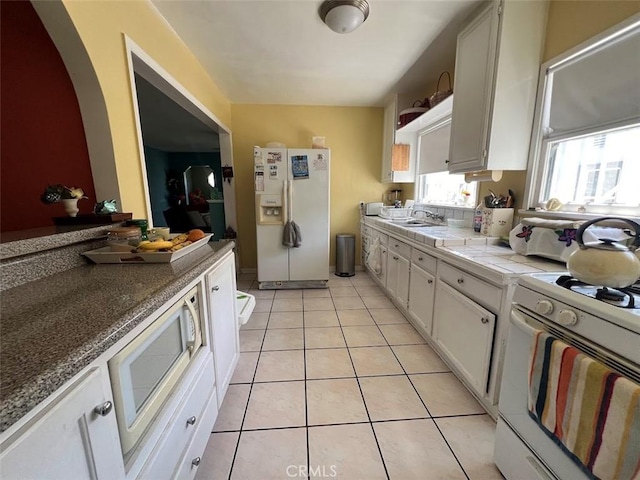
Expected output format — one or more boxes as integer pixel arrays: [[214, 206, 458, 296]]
[[108, 286, 203, 457]]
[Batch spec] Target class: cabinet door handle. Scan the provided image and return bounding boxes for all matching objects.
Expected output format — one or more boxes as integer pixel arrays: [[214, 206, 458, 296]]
[[393, 256, 399, 260], [211, 285, 220, 292], [418, 256, 423, 261], [444, 159, 450, 164], [481, 317, 489, 324], [186, 416, 197, 426], [94, 401, 113, 416], [457, 278, 464, 284], [427, 279, 433, 285], [191, 457, 201, 468]]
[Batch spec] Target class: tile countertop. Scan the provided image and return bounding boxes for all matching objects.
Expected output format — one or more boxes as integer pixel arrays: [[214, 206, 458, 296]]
[[364, 216, 565, 284], [0, 241, 235, 433]]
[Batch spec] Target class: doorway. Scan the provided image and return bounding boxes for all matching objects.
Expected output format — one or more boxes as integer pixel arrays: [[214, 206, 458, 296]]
[[125, 37, 237, 243]]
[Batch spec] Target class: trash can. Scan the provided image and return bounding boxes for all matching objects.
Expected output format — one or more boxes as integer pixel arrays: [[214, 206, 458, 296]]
[[335, 234, 355, 277]]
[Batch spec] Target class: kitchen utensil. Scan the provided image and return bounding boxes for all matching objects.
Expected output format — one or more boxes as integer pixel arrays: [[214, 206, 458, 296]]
[[567, 217, 640, 288]]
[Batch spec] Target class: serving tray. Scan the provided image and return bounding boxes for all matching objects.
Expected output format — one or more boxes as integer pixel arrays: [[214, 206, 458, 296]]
[[83, 234, 213, 264]]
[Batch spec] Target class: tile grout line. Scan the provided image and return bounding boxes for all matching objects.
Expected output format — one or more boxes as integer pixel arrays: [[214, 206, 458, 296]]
[[226, 279, 271, 480], [302, 305, 310, 480], [213, 412, 486, 435], [384, 310, 473, 480], [336, 276, 392, 480], [355, 274, 472, 480]]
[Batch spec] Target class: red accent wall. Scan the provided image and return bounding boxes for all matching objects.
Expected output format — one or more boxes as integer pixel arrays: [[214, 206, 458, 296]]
[[1, 0, 96, 233]]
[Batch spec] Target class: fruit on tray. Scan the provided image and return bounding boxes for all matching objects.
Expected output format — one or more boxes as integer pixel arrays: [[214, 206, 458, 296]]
[[132, 229, 206, 253], [169, 240, 192, 252], [137, 240, 174, 251], [187, 229, 206, 242], [171, 234, 189, 245]]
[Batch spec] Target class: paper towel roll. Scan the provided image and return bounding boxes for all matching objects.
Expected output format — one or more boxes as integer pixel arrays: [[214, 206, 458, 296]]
[[464, 170, 503, 183]]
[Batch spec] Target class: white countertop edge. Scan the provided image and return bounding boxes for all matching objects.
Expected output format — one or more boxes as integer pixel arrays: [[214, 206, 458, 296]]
[[361, 216, 565, 286]]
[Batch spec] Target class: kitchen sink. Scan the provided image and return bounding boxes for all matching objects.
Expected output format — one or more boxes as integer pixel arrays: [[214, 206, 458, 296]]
[[392, 220, 440, 228]]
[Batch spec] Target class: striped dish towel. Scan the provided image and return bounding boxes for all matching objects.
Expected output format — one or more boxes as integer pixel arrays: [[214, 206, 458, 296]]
[[528, 331, 640, 480]]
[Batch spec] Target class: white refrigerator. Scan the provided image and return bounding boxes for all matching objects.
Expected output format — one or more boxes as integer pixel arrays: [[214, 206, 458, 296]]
[[254, 147, 330, 289]]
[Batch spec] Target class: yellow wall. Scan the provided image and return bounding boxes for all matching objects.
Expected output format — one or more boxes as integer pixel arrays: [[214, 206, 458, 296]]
[[543, 0, 640, 62], [231, 105, 396, 269], [478, 0, 640, 210], [61, 0, 231, 217]]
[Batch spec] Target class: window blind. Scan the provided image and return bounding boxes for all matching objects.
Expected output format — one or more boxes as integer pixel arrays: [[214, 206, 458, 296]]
[[546, 25, 640, 137]]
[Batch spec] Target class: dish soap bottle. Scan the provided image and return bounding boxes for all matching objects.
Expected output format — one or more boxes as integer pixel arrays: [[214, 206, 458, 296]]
[[473, 203, 483, 232]]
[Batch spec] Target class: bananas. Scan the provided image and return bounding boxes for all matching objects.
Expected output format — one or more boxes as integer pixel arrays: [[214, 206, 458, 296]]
[[134, 232, 193, 253], [137, 240, 174, 251]]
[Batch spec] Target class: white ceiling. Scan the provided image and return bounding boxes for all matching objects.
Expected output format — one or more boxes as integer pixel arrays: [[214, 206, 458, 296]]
[[150, 0, 482, 107]]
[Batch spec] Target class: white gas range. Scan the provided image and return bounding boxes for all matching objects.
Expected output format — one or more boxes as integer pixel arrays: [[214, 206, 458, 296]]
[[494, 272, 639, 480]]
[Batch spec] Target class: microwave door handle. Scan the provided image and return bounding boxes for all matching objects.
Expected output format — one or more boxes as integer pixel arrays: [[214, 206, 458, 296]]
[[183, 298, 200, 353]]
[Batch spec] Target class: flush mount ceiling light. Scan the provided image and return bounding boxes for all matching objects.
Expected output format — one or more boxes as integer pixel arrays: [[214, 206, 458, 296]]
[[319, 0, 370, 34]]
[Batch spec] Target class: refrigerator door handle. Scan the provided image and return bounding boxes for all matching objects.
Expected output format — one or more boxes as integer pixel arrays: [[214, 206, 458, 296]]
[[288, 177, 293, 220], [283, 180, 288, 223]]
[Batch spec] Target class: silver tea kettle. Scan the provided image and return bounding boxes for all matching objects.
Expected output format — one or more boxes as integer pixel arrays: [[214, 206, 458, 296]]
[[567, 217, 640, 288]]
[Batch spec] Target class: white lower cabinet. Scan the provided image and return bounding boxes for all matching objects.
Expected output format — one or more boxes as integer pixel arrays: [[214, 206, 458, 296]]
[[0, 366, 124, 479], [386, 249, 410, 308], [386, 238, 411, 308], [408, 265, 435, 336], [206, 252, 239, 406], [139, 353, 217, 480], [1, 251, 240, 480], [432, 280, 496, 394], [173, 385, 219, 480]]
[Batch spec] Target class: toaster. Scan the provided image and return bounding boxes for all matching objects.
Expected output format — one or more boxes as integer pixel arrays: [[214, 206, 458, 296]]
[[364, 202, 383, 216]]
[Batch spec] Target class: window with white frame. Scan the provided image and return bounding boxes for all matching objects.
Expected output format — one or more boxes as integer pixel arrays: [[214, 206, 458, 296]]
[[527, 15, 640, 216], [416, 171, 477, 207]]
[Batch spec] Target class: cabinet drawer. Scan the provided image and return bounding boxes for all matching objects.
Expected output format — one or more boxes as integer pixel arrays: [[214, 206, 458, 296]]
[[388, 237, 411, 258], [438, 262, 502, 311], [362, 225, 372, 237], [173, 386, 218, 480], [410, 248, 437, 274], [140, 356, 216, 480]]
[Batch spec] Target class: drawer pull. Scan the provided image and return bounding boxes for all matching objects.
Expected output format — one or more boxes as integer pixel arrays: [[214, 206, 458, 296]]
[[192, 457, 201, 468], [186, 416, 197, 426], [427, 279, 433, 285], [94, 401, 113, 416], [393, 256, 399, 260], [211, 285, 220, 292], [395, 244, 399, 248], [418, 256, 423, 261], [457, 278, 464, 284], [481, 317, 489, 324]]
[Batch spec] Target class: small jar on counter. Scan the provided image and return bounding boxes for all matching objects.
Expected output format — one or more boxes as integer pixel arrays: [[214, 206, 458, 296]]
[[106, 226, 142, 251]]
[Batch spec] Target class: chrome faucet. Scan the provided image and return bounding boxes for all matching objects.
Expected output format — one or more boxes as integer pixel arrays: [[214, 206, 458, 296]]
[[412, 207, 444, 222]]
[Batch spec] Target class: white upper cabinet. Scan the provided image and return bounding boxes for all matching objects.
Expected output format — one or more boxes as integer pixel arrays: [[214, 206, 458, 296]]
[[448, 0, 548, 174], [414, 96, 453, 175], [381, 95, 415, 183]]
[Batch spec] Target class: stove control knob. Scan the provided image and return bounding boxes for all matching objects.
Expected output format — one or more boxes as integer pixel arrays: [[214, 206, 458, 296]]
[[558, 309, 578, 326], [535, 300, 554, 315]]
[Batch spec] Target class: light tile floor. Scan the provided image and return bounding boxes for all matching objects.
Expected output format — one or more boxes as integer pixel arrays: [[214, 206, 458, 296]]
[[197, 272, 504, 480]]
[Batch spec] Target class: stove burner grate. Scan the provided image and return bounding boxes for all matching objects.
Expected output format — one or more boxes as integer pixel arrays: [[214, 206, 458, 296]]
[[555, 275, 637, 309]]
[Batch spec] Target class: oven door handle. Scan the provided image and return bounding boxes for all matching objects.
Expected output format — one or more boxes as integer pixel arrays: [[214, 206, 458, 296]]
[[184, 298, 201, 354], [511, 308, 540, 336]]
